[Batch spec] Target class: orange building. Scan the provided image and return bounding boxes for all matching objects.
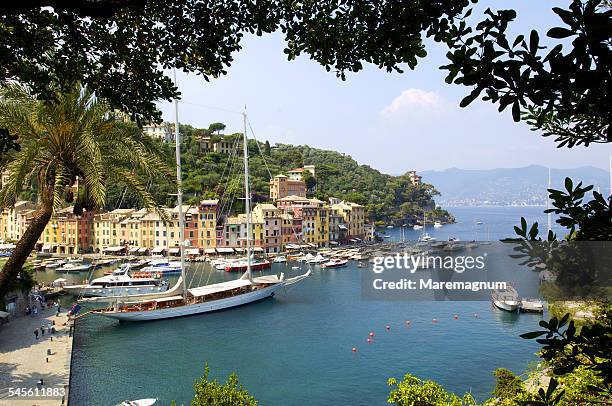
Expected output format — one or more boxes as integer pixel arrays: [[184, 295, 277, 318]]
[[269, 175, 306, 201]]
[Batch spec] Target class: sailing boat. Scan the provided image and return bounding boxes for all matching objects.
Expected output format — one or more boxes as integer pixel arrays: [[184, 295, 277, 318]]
[[93, 102, 310, 321], [419, 211, 436, 242]]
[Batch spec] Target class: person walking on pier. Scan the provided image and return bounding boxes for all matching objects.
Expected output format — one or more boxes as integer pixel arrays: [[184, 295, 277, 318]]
[[34, 328, 39, 340], [56, 302, 61, 317]]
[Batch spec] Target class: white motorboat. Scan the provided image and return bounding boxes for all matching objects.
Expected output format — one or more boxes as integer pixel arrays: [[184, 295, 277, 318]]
[[433, 221, 443, 228], [119, 399, 157, 406], [419, 233, 436, 242], [307, 254, 327, 264], [57, 263, 91, 273], [273, 255, 287, 263], [64, 266, 169, 297], [44, 260, 65, 269], [297, 253, 313, 263], [492, 286, 520, 312], [138, 260, 182, 275], [413, 224, 423, 230], [321, 259, 348, 268], [92, 107, 310, 321]]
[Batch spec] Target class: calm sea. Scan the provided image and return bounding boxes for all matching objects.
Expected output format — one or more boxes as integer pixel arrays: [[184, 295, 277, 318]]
[[49, 206, 555, 405]]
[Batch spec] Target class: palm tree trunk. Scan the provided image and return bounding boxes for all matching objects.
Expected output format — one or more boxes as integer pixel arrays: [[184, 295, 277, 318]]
[[0, 203, 52, 299]]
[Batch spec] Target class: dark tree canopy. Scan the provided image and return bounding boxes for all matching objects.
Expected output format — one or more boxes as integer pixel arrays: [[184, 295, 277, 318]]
[[0, 0, 470, 124], [1, 0, 609, 151], [440, 0, 612, 147]]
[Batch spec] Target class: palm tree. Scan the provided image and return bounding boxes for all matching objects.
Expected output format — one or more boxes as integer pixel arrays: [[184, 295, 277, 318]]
[[0, 84, 174, 297]]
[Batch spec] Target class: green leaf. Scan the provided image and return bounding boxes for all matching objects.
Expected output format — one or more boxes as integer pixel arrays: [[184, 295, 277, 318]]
[[511, 100, 521, 122], [460, 88, 481, 108], [547, 27, 574, 38], [520, 331, 548, 339], [529, 30, 539, 54]]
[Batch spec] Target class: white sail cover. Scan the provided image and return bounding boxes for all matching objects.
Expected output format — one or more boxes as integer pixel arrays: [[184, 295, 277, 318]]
[[188, 279, 252, 297]]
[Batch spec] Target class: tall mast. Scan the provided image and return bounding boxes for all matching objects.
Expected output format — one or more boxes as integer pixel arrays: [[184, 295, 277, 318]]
[[173, 69, 187, 296], [74, 175, 79, 256], [242, 109, 253, 282], [609, 153, 611, 200], [547, 167, 552, 235]]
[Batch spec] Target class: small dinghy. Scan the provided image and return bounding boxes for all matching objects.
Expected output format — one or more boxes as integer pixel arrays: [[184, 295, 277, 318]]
[[119, 398, 157, 406]]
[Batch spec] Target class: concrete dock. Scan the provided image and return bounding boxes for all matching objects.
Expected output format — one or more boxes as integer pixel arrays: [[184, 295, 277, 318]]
[[0, 305, 74, 405]]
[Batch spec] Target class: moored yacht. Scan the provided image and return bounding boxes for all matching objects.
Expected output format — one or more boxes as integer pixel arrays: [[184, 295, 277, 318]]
[[57, 262, 92, 273], [64, 265, 168, 297], [321, 258, 348, 268], [225, 259, 271, 272]]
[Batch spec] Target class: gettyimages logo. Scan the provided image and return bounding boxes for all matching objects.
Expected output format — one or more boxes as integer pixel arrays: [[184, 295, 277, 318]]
[[361, 246, 528, 301], [371, 252, 487, 274]]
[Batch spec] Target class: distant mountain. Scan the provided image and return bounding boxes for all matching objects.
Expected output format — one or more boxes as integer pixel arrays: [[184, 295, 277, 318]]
[[420, 165, 610, 206]]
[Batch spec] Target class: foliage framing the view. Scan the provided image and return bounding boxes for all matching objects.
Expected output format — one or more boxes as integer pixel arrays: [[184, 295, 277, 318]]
[[4, 1, 609, 154], [183, 364, 257, 406], [440, 0, 611, 147]]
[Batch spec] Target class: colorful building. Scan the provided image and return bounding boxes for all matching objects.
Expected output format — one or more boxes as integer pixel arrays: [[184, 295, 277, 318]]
[[269, 175, 306, 201], [198, 200, 218, 250], [253, 203, 282, 253], [330, 200, 365, 240]]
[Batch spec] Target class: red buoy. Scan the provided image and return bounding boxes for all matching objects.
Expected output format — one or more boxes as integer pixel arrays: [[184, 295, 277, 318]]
[[369, 331, 375, 337], [453, 314, 459, 320], [352, 347, 357, 352], [367, 338, 372, 344], [432, 318, 438, 323]]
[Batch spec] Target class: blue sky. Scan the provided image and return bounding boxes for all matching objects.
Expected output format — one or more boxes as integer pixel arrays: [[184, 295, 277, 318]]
[[159, 0, 611, 174]]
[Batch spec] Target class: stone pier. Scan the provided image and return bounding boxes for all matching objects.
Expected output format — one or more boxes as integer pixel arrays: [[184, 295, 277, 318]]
[[0, 304, 74, 405]]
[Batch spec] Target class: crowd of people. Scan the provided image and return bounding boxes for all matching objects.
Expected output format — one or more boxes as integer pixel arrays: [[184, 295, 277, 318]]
[[24, 292, 65, 340]]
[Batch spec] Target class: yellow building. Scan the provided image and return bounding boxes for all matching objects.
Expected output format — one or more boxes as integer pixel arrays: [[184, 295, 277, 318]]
[[138, 211, 159, 251], [301, 199, 329, 248], [40, 206, 95, 254], [92, 208, 135, 252], [331, 200, 365, 239], [198, 200, 218, 250], [0, 201, 36, 242]]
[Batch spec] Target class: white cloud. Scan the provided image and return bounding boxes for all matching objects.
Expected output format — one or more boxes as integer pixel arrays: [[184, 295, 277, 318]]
[[380, 88, 443, 116]]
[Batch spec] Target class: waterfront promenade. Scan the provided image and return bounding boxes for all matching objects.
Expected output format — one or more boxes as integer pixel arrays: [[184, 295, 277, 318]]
[[0, 305, 73, 405]]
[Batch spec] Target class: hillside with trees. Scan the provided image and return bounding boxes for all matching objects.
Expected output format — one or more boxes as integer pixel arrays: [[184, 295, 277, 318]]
[[105, 123, 453, 226]]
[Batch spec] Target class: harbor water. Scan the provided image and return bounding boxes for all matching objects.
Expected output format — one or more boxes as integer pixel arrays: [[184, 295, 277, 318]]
[[33, 207, 555, 405]]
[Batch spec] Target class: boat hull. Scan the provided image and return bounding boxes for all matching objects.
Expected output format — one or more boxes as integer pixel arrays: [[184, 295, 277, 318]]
[[96, 283, 283, 321], [493, 300, 519, 312]]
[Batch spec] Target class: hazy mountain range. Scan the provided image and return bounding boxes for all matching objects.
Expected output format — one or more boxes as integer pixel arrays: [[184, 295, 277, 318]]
[[420, 165, 611, 206]]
